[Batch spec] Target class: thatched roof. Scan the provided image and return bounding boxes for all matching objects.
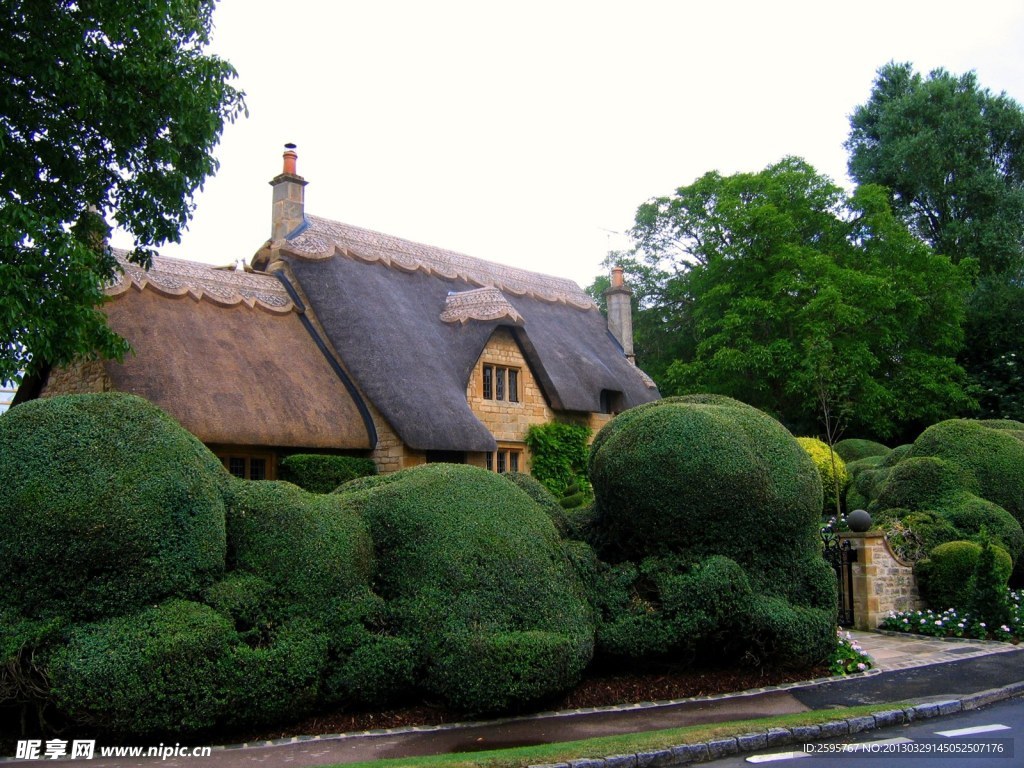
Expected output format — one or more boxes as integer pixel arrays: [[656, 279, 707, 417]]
[[279, 216, 659, 452], [102, 254, 375, 450]]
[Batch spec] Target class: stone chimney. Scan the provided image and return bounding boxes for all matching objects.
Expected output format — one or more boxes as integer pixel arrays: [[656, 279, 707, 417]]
[[604, 266, 635, 363], [270, 143, 307, 241]]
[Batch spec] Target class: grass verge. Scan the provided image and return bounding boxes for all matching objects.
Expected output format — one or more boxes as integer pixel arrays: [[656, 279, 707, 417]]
[[331, 702, 910, 768]]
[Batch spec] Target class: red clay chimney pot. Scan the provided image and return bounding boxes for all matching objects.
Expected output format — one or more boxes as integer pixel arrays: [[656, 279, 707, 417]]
[[282, 143, 298, 176]]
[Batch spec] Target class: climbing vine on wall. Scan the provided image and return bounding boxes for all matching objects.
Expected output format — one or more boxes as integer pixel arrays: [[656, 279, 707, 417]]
[[525, 422, 591, 496]]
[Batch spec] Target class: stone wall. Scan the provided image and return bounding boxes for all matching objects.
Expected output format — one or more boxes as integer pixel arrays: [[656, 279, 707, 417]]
[[841, 531, 925, 631], [41, 360, 112, 397]]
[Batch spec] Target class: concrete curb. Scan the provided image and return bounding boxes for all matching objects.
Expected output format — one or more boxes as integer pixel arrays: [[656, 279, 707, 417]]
[[528, 682, 1024, 768]]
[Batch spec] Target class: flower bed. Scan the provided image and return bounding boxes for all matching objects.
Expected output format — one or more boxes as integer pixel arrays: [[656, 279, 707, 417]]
[[828, 630, 873, 674], [879, 590, 1023, 642]]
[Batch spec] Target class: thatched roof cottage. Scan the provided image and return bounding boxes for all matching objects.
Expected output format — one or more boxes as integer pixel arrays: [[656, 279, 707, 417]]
[[37, 147, 659, 478]]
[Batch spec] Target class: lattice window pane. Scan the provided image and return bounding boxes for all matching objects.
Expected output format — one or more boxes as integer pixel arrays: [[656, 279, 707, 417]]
[[510, 451, 519, 472], [483, 365, 493, 399], [497, 451, 506, 473], [508, 369, 519, 402], [228, 457, 246, 478], [496, 367, 505, 401], [250, 458, 266, 481]]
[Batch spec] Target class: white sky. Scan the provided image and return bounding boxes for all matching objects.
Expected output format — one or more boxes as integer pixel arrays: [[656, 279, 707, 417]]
[[112, 0, 1024, 287]]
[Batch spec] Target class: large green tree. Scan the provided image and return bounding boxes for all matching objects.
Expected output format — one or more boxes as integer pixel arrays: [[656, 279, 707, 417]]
[[0, 0, 245, 387], [847, 62, 1024, 274], [847, 62, 1024, 420], [630, 157, 974, 441]]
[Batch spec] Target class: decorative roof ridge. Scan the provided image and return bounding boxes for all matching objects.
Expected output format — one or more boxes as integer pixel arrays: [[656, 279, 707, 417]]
[[280, 214, 597, 310], [107, 250, 293, 313], [440, 287, 525, 326]]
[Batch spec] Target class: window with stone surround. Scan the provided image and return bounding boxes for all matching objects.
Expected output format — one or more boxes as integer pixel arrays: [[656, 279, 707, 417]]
[[482, 364, 519, 403], [485, 446, 522, 473]]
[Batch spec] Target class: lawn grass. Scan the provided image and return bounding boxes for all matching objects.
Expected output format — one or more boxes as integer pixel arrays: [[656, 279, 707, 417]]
[[330, 702, 909, 768]]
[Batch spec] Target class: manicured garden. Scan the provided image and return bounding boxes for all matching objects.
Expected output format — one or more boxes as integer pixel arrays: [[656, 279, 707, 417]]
[[1, 392, 840, 742], [5, 393, 1021, 745]]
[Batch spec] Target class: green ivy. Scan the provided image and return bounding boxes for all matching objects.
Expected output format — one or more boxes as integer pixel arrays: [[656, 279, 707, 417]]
[[525, 422, 591, 496]]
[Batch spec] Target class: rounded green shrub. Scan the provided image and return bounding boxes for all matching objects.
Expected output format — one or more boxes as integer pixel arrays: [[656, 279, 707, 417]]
[[871, 457, 971, 513], [916, 540, 1012, 611], [502, 471, 570, 536], [221, 618, 329, 727], [48, 600, 236, 734], [329, 635, 416, 707], [0, 393, 228, 622], [336, 463, 594, 712], [796, 437, 849, 514], [834, 438, 890, 463], [588, 395, 824, 587], [587, 396, 835, 668], [225, 479, 374, 611], [278, 454, 377, 494], [910, 419, 1024, 526], [940, 494, 1024, 564]]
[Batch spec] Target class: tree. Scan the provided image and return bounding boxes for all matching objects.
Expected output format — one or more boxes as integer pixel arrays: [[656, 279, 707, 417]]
[[0, 0, 245, 387], [847, 62, 1024, 420], [629, 157, 974, 441], [846, 61, 1024, 274]]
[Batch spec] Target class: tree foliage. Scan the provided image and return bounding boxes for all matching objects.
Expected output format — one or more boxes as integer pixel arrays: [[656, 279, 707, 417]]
[[847, 63, 1024, 422], [629, 157, 973, 440], [0, 0, 245, 385], [846, 61, 1024, 274]]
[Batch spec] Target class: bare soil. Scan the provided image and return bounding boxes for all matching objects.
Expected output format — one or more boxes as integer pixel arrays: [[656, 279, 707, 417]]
[[238, 662, 830, 742]]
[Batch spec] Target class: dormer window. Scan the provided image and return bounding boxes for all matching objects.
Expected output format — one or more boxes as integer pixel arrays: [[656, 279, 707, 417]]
[[482, 364, 519, 403]]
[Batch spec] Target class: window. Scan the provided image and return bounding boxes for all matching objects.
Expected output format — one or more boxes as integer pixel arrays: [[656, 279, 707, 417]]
[[221, 453, 273, 480], [486, 446, 523, 474], [482, 364, 519, 403], [599, 389, 624, 415]]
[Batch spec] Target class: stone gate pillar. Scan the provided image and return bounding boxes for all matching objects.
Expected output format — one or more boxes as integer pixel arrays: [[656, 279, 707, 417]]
[[839, 530, 925, 631]]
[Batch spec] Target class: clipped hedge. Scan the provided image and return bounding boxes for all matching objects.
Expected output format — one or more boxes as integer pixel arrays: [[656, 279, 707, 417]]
[[48, 600, 236, 734], [916, 540, 1012, 611], [336, 463, 594, 712], [278, 454, 377, 494], [0, 393, 227, 622], [587, 395, 835, 668], [833, 438, 890, 463], [588, 395, 824, 583], [225, 479, 374, 611], [909, 420, 1024, 527]]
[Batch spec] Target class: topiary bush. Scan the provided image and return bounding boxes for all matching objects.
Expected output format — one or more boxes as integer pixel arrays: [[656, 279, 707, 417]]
[[0, 393, 228, 622], [48, 600, 236, 734], [588, 395, 824, 579], [833, 438, 890, 463], [796, 437, 849, 515], [278, 454, 377, 494], [587, 395, 836, 668], [916, 540, 1012, 611], [335, 463, 594, 713], [224, 479, 374, 612], [502, 471, 570, 536], [909, 419, 1024, 527]]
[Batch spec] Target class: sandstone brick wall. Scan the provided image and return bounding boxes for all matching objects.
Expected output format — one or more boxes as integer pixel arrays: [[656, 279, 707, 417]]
[[466, 328, 554, 473], [368, 399, 426, 473], [41, 360, 112, 396]]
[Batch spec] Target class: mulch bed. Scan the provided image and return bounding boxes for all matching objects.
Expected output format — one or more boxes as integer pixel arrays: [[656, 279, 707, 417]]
[[236, 662, 830, 743]]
